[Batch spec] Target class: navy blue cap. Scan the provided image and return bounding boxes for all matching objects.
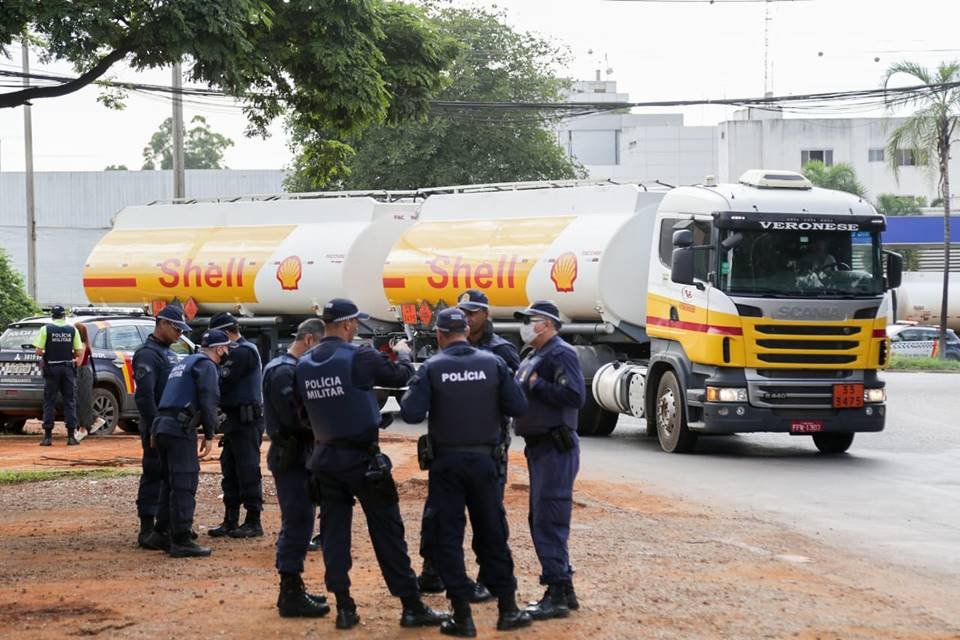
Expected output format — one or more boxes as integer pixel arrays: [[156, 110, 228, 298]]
[[201, 329, 232, 348], [513, 300, 563, 325], [157, 305, 190, 332], [321, 298, 369, 323], [457, 289, 490, 312], [209, 312, 238, 331], [435, 307, 469, 333], [51, 305, 66, 319]]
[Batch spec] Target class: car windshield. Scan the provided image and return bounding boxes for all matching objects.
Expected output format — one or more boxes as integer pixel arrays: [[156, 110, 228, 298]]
[[719, 229, 884, 298], [0, 325, 42, 350]]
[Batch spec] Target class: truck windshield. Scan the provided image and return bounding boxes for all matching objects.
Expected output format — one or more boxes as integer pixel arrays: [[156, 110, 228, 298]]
[[719, 229, 884, 297]]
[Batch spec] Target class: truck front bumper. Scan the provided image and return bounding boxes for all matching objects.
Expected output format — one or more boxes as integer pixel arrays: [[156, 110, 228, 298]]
[[699, 403, 885, 434]]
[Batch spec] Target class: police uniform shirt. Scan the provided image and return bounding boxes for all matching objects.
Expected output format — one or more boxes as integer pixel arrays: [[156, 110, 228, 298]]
[[155, 353, 221, 439], [219, 336, 264, 409], [302, 337, 414, 391], [33, 320, 81, 361], [475, 323, 521, 375], [133, 334, 179, 426], [262, 353, 306, 439], [514, 335, 586, 436]]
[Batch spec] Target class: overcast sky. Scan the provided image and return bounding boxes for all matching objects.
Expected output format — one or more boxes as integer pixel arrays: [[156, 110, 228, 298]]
[[0, 0, 957, 173]]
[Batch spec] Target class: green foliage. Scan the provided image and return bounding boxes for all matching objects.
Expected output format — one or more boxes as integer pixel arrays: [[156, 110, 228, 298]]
[[0, 468, 138, 486], [889, 355, 960, 370], [1, 1, 454, 142], [286, 4, 582, 191], [801, 161, 866, 197], [875, 194, 926, 216], [0, 249, 39, 331], [142, 116, 234, 170]]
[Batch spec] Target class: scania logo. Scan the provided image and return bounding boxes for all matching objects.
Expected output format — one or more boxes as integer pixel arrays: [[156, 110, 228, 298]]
[[774, 306, 844, 320]]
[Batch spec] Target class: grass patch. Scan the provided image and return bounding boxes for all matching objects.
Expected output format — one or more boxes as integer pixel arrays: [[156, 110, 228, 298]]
[[889, 355, 960, 371], [0, 468, 137, 486]]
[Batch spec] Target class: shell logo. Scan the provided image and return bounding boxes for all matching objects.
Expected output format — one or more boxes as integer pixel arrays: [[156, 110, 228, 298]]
[[550, 252, 578, 293], [276, 255, 303, 291]]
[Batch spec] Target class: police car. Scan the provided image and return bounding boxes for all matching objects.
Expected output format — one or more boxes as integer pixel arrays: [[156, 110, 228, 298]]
[[887, 323, 960, 360], [0, 307, 195, 435]]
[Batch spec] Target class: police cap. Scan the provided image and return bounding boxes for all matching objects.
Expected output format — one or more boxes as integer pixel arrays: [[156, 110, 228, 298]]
[[201, 330, 232, 348], [457, 289, 490, 312], [157, 305, 191, 332], [50, 305, 66, 319], [321, 298, 370, 323], [513, 300, 563, 327], [209, 312, 239, 332], [435, 307, 469, 333]]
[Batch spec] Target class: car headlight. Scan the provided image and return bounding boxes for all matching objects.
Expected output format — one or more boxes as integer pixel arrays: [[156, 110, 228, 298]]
[[706, 386, 748, 403], [864, 388, 885, 403]]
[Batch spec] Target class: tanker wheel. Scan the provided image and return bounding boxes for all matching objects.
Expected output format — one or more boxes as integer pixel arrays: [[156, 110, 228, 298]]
[[655, 371, 697, 453], [813, 433, 854, 455], [577, 393, 618, 437]]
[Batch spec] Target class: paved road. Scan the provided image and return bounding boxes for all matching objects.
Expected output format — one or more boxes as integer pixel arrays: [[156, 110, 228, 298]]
[[391, 371, 960, 576]]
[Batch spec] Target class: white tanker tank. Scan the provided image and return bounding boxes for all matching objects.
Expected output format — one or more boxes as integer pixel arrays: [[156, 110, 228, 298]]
[[83, 197, 418, 321], [896, 271, 960, 330]]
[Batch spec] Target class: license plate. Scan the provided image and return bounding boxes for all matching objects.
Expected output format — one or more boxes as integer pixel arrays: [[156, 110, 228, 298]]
[[832, 383, 864, 408], [3, 363, 33, 375], [791, 420, 824, 434]]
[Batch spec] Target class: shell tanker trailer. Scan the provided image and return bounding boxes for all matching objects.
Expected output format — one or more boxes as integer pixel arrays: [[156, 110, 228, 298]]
[[83, 171, 903, 454]]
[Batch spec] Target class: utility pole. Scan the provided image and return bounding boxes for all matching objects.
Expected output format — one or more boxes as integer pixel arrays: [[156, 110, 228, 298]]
[[762, 0, 772, 96], [22, 37, 37, 300], [172, 62, 185, 199]]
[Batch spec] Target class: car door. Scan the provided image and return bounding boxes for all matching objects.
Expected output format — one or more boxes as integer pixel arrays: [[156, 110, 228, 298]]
[[104, 324, 144, 405]]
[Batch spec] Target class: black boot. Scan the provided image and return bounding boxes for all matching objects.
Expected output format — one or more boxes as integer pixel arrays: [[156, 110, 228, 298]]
[[140, 528, 171, 552], [564, 580, 579, 610], [39, 431, 52, 446], [440, 598, 476, 638], [169, 531, 211, 558], [66, 430, 80, 446], [208, 506, 240, 537], [137, 516, 155, 548], [400, 596, 449, 628], [418, 558, 445, 593], [468, 579, 493, 604], [277, 572, 330, 618], [230, 509, 264, 538], [334, 592, 360, 630], [497, 593, 533, 631], [524, 584, 570, 620]]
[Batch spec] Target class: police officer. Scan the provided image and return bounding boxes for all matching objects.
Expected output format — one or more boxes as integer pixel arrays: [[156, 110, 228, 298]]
[[152, 330, 230, 558], [34, 305, 84, 446], [133, 305, 190, 549], [296, 298, 446, 630], [513, 301, 585, 619], [417, 290, 521, 599], [401, 308, 532, 637], [207, 312, 266, 539], [263, 318, 330, 618]]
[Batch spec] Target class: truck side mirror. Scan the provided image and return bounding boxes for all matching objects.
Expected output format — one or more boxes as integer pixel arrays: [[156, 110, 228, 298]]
[[884, 250, 903, 290], [673, 229, 693, 248], [671, 247, 695, 285]]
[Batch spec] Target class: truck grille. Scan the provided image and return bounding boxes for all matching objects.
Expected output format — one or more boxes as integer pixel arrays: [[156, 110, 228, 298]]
[[751, 324, 863, 366], [752, 384, 834, 406]]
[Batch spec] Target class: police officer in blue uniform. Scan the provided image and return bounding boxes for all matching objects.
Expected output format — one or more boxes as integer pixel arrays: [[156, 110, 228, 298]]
[[297, 298, 447, 631], [152, 330, 230, 558], [263, 318, 330, 618], [34, 305, 84, 446], [417, 289, 521, 599], [513, 301, 585, 619], [207, 312, 266, 539], [401, 308, 532, 638], [133, 304, 190, 549]]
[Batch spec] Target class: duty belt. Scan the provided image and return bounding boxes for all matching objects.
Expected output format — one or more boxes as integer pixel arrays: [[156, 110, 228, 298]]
[[522, 432, 557, 447], [45, 360, 74, 365], [318, 438, 376, 451], [435, 444, 498, 456], [158, 408, 183, 418]]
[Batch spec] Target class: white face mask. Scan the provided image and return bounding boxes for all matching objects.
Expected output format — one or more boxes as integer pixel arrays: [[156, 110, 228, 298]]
[[520, 322, 539, 345]]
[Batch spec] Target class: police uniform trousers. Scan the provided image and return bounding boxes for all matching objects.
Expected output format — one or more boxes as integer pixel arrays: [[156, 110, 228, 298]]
[[525, 433, 580, 585], [428, 452, 516, 600], [41, 362, 77, 432], [137, 420, 166, 523], [219, 416, 264, 513], [311, 445, 419, 597], [155, 427, 201, 536], [268, 443, 314, 574]]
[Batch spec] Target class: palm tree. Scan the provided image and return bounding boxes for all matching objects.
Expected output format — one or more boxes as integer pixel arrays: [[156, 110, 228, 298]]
[[883, 61, 960, 359], [801, 160, 866, 197]]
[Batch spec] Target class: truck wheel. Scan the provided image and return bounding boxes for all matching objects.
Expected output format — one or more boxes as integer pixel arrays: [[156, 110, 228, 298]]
[[91, 388, 120, 436], [813, 433, 854, 454], [577, 394, 618, 437], [655, 371, 697, 453]]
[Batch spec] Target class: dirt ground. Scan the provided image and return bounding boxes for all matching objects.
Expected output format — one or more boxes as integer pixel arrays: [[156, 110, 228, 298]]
[[0, 429, 958, 640]]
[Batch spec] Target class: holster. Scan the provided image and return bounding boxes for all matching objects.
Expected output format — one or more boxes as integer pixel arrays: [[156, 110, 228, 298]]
[[550, 426, 576, 453], [364, 445, 399, 505], [273, 434, 302, 473], [494, 441, 509, 477], [175, 403, 199, 435], [417, 434, 435, 471]]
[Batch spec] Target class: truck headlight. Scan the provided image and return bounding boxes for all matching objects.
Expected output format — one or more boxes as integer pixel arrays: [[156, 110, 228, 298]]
[[864, 388, 885, 403], [706, 386, 748, 403]]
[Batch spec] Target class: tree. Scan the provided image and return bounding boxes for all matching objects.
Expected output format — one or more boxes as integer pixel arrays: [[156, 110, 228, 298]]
[[286, 5, 582, 191], [875, 194, 926, 217], [1, 1, 454, 139], [801, 161, 866, 197], [0, 249, 39, 331], [883, 60, 960, 359], [142, 116, 234, 170]]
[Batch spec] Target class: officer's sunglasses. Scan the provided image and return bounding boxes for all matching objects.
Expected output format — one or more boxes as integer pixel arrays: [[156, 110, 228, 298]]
[[521, 317, 547, 325]]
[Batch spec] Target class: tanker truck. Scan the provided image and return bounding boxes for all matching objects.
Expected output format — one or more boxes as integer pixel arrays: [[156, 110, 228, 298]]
[[83, 170, 903, 454]]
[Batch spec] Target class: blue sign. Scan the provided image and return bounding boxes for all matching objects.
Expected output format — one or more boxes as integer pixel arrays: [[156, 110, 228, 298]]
[[882, 216, 960, 245]]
